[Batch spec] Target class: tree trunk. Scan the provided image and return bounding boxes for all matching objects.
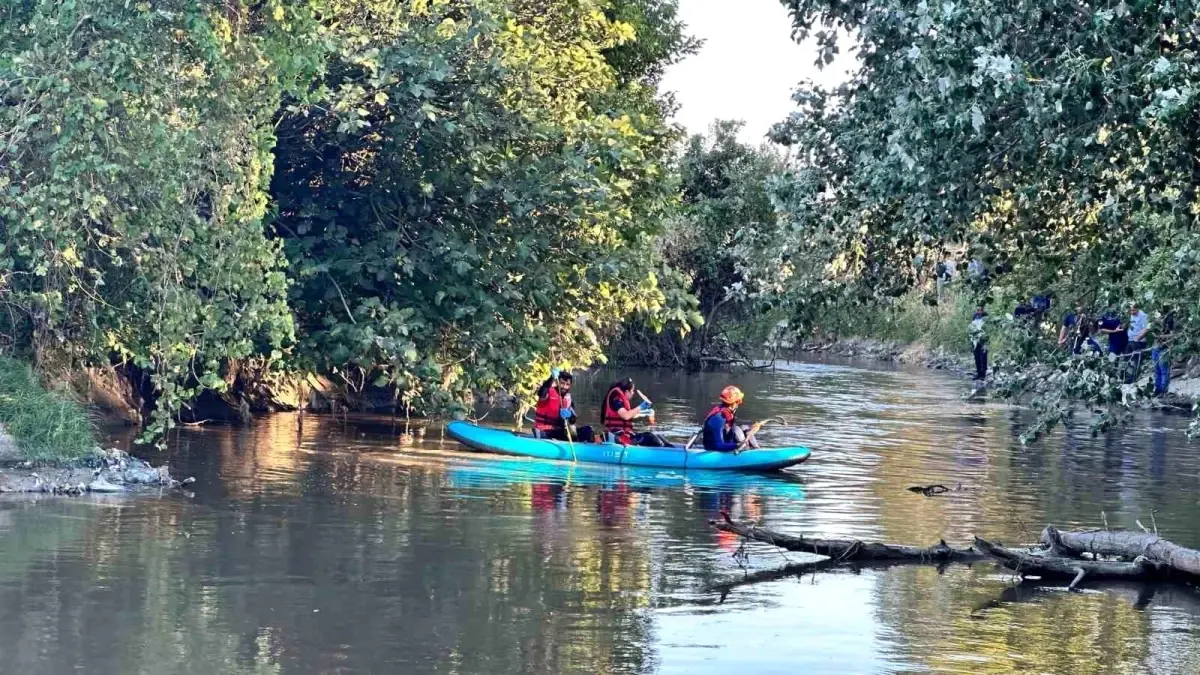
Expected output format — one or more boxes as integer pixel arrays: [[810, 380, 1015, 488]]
[[973, 536, 1162, 589], [1042, 527, 1200, 577]]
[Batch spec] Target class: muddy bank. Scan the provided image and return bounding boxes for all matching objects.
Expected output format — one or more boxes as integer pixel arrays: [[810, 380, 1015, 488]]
[[795, 338, 973, 377], [0, 446, 194, 495]]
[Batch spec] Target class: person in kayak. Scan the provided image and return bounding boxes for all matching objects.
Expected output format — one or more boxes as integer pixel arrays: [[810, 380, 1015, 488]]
[[533, 369, 594, 443], [601, 378, 671, 446], [702, 386, 760, 452]]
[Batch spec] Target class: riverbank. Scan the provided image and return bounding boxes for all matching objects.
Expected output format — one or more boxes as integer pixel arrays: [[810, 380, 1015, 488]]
[[795, 337, 974, 377], [796, 336, 1200, 412], [0, 356, 193, 495], [0, 445, 193, 495]]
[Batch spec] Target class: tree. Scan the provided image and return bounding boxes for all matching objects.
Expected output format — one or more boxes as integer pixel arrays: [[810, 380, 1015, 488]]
[[0, 0, 316, 438], [762, 0, 1200, 436], [609, 121, 784, 367], [272, 0, 689, 414]]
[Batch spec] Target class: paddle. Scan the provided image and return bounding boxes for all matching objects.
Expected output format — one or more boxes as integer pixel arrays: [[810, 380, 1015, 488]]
[[559, 399, 577, 462], [564, 421, 577, 463]]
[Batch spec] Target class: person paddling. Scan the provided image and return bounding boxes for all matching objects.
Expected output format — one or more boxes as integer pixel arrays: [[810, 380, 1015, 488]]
[[533, 369, 594, 443], [702, 386, 759, 452], [601, 378, 669, 447]]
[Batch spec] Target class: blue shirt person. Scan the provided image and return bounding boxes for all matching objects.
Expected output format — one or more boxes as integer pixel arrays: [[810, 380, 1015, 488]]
[[1098, 312, 1127, 355], [1153, 309, 1176, 395]]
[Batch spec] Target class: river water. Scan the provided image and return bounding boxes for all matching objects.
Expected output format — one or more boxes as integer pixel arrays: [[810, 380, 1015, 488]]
[[2, 358, 1200, 674]]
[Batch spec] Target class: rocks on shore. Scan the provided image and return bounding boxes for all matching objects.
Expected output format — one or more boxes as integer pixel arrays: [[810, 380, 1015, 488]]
[[0, 447, 195, 495]]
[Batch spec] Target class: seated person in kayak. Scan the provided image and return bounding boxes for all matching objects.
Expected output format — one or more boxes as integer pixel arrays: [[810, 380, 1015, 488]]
[[703, 386, 760, 452], [533, 369, 594, 443], [601, 378, 672, 447]]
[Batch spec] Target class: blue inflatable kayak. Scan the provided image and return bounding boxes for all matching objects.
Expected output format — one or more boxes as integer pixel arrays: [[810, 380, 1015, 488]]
[[445, 421, 811, 471], [446, 458, 807, 500]]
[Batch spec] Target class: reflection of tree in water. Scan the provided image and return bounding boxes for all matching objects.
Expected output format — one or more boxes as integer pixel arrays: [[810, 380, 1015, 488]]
[[0, 428, 677, 674]]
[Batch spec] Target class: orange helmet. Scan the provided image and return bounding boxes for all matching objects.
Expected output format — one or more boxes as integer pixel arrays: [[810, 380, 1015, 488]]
[[719, 385, 744, 406]]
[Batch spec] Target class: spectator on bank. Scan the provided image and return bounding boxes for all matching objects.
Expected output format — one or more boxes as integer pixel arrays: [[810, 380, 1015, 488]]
[[1125, 302, 1151, 383], [1153, 307, 1176, 395], [1032, 293, 1052, 318], [967, 258, 985, 279], [969, 306, 988, 382], [1059, 304, 1081, 349], [1098, 310, 1128, 355], [1013, 299, 1036, 319], [1058, 304, 1101, 355]]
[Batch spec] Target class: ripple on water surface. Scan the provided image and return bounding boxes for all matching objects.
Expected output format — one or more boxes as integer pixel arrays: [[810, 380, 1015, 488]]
[[1, 358, 1200, 674]]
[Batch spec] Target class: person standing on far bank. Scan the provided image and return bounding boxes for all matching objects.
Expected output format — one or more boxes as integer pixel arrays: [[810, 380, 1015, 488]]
[[1153, 307, 1176, 395], [1098, 310, 1128, 355], [1126, 302, 1151, 383], [969, 306, 988, 382]]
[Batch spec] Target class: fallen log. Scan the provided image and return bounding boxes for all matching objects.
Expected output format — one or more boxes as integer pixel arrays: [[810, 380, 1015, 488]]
[[711, 513, 985, 563], [974, 537, 1164, 590], [1042, 527, 1200, 577]]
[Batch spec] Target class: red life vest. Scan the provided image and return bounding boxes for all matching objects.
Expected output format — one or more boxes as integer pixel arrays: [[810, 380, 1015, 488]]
[[705, 405, 736, 430], [603, 387, 635, 442], [534, 387, 564, 432]]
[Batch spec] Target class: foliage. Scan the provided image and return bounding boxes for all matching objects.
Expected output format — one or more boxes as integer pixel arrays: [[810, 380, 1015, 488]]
[[603, 0, 701, 86], [0, 356, 94, 461], [761, 0, 1200, 437], [0, 0, 695, 435], [609, 121, 784, 366], [0, 0, 314, 441], [273, 0, 692, 413], [820, 290, 975, 356]]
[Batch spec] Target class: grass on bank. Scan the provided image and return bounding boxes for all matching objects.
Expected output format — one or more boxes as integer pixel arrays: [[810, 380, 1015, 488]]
[[0, 355, 95, 463], [822, 290, 976, 356]]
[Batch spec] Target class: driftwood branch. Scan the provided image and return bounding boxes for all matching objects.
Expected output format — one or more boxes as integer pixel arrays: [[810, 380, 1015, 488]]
[[711, 513, 985, 563], [1042, 527, 1200, 577], [710, 517, 1200, 592], [973, 537, 1161, 588]]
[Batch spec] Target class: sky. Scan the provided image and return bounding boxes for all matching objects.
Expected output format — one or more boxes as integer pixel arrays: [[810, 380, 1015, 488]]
[[659, 0, 854, 145]]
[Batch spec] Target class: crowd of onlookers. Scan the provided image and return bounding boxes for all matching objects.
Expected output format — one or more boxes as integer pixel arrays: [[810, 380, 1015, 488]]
[[968, 295, 1175, 395]]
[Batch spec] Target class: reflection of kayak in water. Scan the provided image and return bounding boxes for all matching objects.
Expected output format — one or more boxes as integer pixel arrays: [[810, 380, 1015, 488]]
[[446, 421, 811, 471], [445, 457, 807, 501]]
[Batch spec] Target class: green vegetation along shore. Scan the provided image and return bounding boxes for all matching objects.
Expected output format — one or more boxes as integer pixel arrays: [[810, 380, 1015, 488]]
[[4, 0, 1200, 445], [0, 357, 94, 462]]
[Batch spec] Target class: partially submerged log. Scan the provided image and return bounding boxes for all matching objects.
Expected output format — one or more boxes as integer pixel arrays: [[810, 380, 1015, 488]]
[[710, 516, 1200, 591], [711, 513, 985, 563], [1042, 527, 1200, 576], [973, 536, 1164, 590]]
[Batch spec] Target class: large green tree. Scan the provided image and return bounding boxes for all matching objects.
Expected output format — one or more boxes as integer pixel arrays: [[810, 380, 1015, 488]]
[[0, 0, 322, 436], [610, 121, 784, 367], [1, 0, 695, 437], [760, 0, 1200, 435], [272, 0, 691, 413]]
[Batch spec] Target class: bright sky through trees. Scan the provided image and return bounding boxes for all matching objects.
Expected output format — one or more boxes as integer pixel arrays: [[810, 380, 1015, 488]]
[[661, 0, 853, 144]]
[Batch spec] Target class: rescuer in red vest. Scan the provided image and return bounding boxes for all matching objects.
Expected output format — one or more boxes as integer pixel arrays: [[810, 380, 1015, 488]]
[[533, 369, 594, 443], [600, 378, 670, 446]]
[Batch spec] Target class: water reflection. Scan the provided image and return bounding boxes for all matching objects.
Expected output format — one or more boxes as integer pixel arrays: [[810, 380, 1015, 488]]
[[0, 358, 1199, 673]]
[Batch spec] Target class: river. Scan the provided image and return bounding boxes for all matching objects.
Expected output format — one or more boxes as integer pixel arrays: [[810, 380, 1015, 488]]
[[2, 358, 1199, 674]]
